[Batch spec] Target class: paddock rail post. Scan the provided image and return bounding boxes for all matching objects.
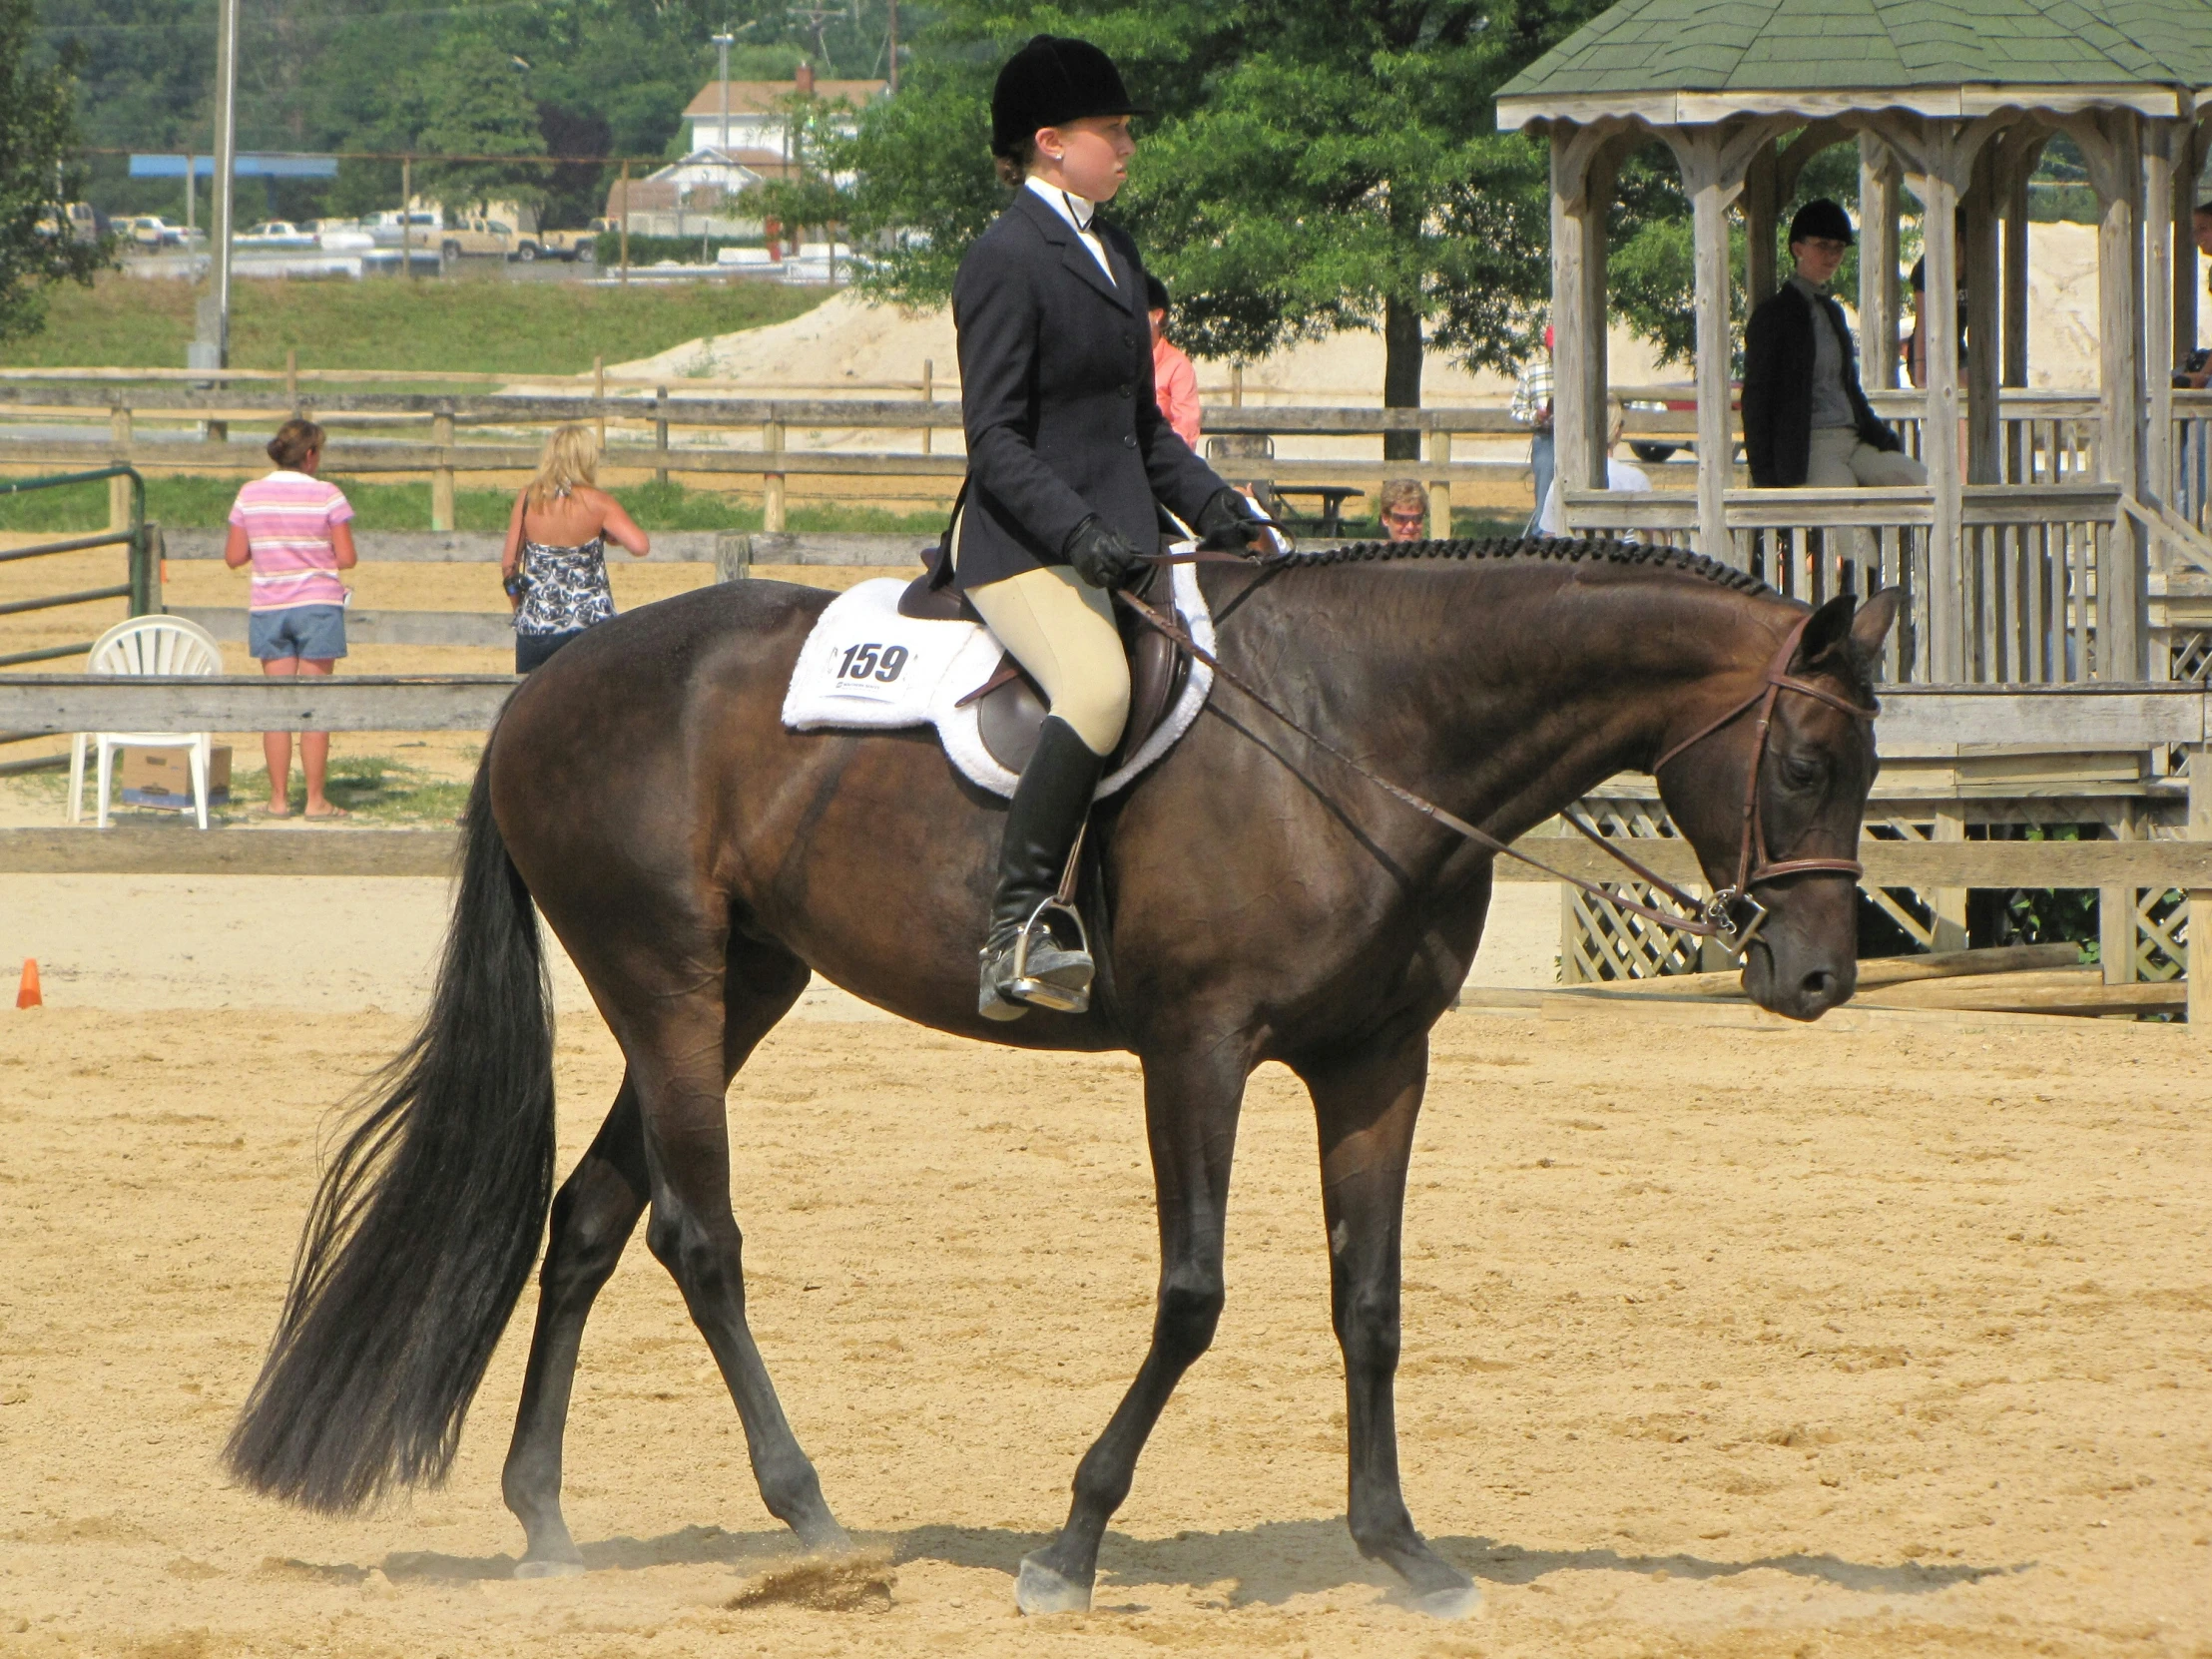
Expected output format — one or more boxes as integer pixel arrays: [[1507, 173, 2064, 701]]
[[107, 403, 133, 530], [654, 386, 670, 486], [2101, 802, 2139, 989], [1427, 422, 1452, 538], [430, 400, 455, 532], [763, 411, 787, 532], [1931, 807, 1969, 951]]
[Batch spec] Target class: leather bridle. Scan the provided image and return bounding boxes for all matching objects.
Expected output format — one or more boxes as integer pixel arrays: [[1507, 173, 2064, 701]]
[[1634, 611, 1880, 950], [1120, 559, 1880, 956]]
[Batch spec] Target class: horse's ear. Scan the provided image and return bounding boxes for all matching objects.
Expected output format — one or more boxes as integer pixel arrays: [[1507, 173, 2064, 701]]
[[1791, 594, 1858, 671], [1848, 587, 1902, 671]]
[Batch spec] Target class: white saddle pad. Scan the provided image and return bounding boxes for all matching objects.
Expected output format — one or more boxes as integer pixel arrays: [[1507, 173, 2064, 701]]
[[779, 559, 1216, 801]]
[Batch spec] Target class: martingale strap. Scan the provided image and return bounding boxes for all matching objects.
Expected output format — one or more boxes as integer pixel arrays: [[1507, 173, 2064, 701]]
[[1116, 568, 1879, 949]]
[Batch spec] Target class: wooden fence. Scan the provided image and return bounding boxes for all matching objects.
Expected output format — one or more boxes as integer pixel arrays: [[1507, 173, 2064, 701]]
[[0, 377, 1549, 539], [2, 675, 2209, 1019]]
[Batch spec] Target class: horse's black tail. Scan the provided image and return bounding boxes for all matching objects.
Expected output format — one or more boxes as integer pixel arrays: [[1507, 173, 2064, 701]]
[[225, 755, 555, 1513]]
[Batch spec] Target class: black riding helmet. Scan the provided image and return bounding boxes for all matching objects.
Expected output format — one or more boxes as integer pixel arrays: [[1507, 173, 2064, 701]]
[[1788, 198, 1855, 247], [990, 35, 1148, 159]]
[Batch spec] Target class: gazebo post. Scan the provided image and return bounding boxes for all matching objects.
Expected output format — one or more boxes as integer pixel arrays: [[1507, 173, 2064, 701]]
[[1667, 123, 1779, 563], [2001, 133, 2040, 482], [2058, 108, 2147, 678], [1912, 122, 1967, 682], [1548, 122, 1632, 528], [1690, 140, 1735, 562], [1744, 143, 1779, 309], [1859, 135, 1904, 392], [2147, 119, 2179, 522], [1964, 143, 2003, 487], [1549, 127, 1596, 521], [2178, 110, 2209, 394]]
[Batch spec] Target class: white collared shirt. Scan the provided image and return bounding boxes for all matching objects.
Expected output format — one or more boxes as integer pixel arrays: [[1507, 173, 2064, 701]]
[[1025, 175, 1115, 287]]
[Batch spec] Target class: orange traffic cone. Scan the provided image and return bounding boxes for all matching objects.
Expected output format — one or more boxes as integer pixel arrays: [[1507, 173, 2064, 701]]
[[16, 958, 40, 1009]]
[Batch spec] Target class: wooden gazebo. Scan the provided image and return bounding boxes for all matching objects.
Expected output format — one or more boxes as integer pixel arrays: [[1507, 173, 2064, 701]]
[[1497, 0, 2212, 685]]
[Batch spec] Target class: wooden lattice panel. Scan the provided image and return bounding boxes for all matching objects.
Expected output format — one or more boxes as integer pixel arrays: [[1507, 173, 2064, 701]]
[[1558, 799, 1705, 983], [1862, 818, 1939, 951], [2133, 887, 2187, 982]]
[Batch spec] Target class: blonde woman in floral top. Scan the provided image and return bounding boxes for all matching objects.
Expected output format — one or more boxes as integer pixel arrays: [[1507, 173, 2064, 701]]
[[500, 424, 650, 673]]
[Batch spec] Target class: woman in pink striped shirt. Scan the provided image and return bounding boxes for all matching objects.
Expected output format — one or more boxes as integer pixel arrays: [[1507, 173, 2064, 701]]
[[225, 418, 357, 819]]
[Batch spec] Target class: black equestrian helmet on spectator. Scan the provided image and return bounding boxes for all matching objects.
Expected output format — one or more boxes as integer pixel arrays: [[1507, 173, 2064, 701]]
[[1144, 271, 1169, 313], [990, 35, 1148, 160], [1789, 199, 1855, 247]]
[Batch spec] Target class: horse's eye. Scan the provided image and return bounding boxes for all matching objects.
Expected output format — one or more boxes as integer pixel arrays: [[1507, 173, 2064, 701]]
[[1780, 753, 1827, 791]]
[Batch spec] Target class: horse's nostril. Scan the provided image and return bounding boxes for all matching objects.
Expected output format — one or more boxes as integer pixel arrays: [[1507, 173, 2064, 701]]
[[1800, 968, 1835, 1002]]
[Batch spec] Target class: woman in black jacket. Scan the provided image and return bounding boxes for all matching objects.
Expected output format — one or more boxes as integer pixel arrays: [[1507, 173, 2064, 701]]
[[953, 35, 1263, 1022], [1742, 199, 1925, 490]]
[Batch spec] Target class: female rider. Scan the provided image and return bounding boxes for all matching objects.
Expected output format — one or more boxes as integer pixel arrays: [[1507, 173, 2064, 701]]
[[954, 34, 1265, 1021]]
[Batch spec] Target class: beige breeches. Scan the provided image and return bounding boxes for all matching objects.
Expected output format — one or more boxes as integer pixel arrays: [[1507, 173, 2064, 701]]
[[955, 520, 1128, 758], [1804, 427, 1929, 488]]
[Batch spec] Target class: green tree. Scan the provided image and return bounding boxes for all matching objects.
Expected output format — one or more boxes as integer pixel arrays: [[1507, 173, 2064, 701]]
[[753, 90, 868, 251], [830, 0, 1608, 454], [0, 0, 107, 343], [413, 39, 548, 219]]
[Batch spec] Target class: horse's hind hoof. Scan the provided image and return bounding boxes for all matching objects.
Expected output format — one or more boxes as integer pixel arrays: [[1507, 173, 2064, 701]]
[[1014, 1554, 1091, 1616], [513, 1556, 586, 1580], [1403, 1583, 1480, 1620]]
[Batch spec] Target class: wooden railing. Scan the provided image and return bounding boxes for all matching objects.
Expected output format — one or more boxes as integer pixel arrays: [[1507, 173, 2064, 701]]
[[1561, 482, 2125, 686], [0, 378, 1552, 535]]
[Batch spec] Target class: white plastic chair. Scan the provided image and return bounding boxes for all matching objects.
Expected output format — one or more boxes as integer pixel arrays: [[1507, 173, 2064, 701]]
[[68, 615, 225, 830]]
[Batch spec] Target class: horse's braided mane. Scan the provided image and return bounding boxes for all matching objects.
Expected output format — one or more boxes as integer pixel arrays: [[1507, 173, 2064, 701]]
[[1272, 534, 1774, 597]]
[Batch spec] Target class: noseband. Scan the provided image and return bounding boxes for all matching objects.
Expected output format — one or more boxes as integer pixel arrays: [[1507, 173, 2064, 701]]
[[1640, 612, 1880, 949]]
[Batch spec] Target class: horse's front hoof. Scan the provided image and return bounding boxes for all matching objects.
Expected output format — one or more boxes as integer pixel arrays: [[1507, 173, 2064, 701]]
[[795, 1517, 854, 1555], [513, 1555, 586, 1580], [1403, 1582, 1481, 1620], [1014, 1554, 1092, 1616]]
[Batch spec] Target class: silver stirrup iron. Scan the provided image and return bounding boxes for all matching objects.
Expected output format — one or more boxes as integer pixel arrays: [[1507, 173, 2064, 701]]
[[1008, 824, 1092, 1013]]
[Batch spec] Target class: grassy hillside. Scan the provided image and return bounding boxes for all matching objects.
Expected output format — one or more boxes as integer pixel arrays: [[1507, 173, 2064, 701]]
[[0, 272, 829, 375]]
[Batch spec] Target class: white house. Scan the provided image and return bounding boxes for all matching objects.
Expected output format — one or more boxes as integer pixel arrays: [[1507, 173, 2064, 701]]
[[607, 64, 887, 237], [681, 63, 887, 160]]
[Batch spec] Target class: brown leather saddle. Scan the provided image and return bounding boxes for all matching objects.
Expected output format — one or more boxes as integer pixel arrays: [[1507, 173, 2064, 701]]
[[895, 559, 1190, 776]]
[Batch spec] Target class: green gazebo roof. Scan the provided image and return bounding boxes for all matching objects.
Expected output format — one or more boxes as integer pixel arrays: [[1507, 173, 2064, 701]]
[[1496, 0, 2212, 123]]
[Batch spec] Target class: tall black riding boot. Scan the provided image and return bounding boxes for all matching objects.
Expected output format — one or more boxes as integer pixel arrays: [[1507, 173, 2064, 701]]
[[978, 715, 1107, 1021]]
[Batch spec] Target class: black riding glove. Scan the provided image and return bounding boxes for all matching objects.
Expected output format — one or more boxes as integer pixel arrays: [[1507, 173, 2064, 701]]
[[1195, 487, 1268, 552], [1063, 514, 1145, 590]]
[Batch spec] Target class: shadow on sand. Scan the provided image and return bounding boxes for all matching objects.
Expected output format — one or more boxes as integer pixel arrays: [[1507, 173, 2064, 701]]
[[279, 1515, 2017, 1609]]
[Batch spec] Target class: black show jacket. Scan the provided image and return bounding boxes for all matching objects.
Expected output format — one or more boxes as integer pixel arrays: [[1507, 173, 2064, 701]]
[[1741, 279, 1903, 488], [950, 187, 1228, 590]]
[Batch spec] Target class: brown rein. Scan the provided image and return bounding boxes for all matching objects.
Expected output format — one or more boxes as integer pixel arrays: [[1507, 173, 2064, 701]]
[[1114, 563, 1878, 953]]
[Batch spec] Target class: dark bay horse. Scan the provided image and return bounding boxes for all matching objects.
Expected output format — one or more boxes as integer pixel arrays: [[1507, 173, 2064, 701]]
[[226, 538, 1898, 1618]]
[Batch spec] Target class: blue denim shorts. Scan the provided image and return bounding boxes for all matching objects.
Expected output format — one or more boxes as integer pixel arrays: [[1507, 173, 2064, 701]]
[[249, 604, 347, 661]]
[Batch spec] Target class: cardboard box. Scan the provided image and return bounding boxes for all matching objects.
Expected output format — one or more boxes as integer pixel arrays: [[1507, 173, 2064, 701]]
[[117, 744, 232, 810]]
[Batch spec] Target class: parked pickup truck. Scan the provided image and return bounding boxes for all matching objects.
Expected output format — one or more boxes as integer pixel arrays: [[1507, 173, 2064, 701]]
[[439, 216, 543, 262], [535, 228, 597, 262], [237, 221, 318, 250]]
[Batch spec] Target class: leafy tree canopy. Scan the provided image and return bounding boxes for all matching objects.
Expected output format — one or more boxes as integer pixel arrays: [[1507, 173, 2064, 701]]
[[414, 39, 548, 217], [833, 0, 1612, 424], [2, 0, 106, 342]]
